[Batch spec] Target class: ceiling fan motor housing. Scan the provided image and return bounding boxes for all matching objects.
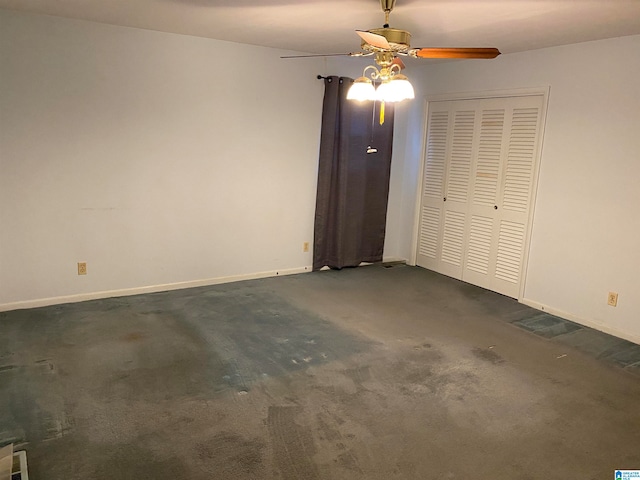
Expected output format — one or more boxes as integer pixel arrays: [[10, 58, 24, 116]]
[[363, 28, 412, 53]]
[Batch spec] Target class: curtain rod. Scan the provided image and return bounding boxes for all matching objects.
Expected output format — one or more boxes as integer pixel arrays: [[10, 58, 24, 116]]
[[317, 75, 351, 83]]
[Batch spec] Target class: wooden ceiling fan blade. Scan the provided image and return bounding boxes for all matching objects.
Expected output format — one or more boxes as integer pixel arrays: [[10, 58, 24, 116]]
[[281, 53, 354, 59], [414, 47, 501, 59], [356, 30, 391, 50]]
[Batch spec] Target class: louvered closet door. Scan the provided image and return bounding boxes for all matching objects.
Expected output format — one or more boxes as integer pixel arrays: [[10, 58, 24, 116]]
[[462, 95, 543, 297], [416, 102, 452, 274], [417, 95, 544, 299], [417, 101, 480, 279]]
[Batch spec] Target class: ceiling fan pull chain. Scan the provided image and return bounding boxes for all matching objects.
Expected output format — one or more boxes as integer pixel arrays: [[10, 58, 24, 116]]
[[371, 102, 376, 142], [366, 102, 379, 154]]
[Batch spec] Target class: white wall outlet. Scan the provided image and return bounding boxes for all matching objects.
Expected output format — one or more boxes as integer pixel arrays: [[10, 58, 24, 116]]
[[77, 262, 87, 275], [607, 292, 618, 307], [303, 242, 310, 253]]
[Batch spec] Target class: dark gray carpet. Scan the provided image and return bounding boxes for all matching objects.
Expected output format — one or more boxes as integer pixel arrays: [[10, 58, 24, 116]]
[[1, 264, 639, 479]]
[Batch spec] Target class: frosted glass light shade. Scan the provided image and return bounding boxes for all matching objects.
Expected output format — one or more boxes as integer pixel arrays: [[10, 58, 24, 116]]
[[391, 75, 415, 101], [376, 75, 415, 102], [347, 77, 376, 101]]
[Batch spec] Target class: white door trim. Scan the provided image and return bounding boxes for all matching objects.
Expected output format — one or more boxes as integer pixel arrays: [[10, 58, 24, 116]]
[[425, 86, 550, 103]]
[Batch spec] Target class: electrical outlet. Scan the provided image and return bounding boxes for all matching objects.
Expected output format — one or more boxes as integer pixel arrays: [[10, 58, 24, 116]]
[[77, 262, 87, 275], [607, 292, 618, 307], [303, 242, 310, 253]]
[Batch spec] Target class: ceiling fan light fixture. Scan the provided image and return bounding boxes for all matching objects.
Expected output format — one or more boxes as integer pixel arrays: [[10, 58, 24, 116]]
[[347, 76, 376, 101]]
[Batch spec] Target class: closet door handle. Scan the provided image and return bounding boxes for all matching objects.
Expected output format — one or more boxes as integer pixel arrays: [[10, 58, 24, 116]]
[[444, 197, 447, 202], [494, 205, 498, 210]]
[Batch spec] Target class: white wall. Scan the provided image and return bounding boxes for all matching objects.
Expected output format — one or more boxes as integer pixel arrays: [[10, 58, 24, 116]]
[[0, 9, 328, 308], [397, 35, 640, 343]]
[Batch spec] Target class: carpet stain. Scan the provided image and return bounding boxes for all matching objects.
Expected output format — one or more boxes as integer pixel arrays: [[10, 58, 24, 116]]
[[472, 347, 505, 365], [120, 332, 148, 342]]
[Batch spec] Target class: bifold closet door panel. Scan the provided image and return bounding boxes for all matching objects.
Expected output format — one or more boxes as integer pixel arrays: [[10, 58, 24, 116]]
[[417, 102, 454, 276], [417, 101, 480, 280], [462, 96, 543, 297]]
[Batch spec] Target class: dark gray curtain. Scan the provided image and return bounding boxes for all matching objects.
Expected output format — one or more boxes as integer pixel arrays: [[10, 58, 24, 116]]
[[313, 76, 395, 271]]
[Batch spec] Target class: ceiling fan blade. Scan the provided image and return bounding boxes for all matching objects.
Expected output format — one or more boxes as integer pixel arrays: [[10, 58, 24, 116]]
[[392, 57, 406, 70], [356, 30, 391, 50], [281, 53, 354, 59], [414, 47, 501, 59]]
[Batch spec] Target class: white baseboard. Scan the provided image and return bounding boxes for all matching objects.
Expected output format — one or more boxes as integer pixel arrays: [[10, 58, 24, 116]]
[[0, 266, 312, 312], [520, 298, 640, 346]]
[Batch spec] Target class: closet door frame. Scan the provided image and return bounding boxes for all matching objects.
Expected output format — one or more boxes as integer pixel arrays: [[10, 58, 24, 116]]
[[410, 86, 550, 301]]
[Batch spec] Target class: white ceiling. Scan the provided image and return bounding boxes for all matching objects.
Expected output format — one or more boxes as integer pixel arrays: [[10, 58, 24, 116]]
[[1, 0, 640, 56]]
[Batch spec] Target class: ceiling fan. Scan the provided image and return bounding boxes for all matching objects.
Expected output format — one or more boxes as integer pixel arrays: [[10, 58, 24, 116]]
[[283, 0, 500, 124], [281, 0, 501, 64]]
